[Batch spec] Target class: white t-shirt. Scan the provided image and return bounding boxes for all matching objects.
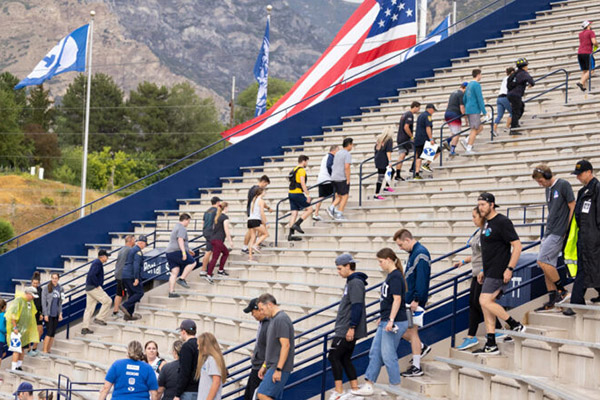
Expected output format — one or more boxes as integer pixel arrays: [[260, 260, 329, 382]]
[[197, 356, 222, 400], [316, 153, 332, 185], [498, 76, 509, 96]]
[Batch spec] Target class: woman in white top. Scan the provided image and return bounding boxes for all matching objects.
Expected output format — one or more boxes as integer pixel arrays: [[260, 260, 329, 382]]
[[196, 332, 227, 400], [247, 187, 269, 262], [144, 341, 166, 379], [494, 67, 515, 134]]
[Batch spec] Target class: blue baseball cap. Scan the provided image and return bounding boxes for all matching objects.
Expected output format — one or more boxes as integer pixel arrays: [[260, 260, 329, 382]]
[[14, 382, 33, 395], [461, 81, 469, 87], [335, 253, 357, 266]]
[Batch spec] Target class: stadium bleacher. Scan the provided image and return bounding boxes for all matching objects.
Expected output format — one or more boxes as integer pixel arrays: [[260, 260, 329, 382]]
[[2, 0, 600, 398]]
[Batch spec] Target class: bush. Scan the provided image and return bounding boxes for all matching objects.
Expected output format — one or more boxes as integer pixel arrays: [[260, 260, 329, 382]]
[[0, 219, 15, 253], [40, 196, 55, 207]]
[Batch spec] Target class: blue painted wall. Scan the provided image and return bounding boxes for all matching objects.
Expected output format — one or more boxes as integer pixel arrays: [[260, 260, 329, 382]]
[[0, 0, 552, 296]]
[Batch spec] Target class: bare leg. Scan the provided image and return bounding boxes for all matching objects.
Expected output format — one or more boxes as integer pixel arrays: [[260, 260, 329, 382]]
[[201, 251, 212, 272], [538, 261, 560, 292], [480, 291, 510, 333], [113, 295, 122, 313], [338, 195, 349, 212], [180, 262, 196, 280], [168, 267, 180, 293]]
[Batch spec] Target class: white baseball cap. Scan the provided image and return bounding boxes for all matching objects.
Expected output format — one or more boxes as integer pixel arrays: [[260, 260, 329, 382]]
[[582, 20, 592, 29]]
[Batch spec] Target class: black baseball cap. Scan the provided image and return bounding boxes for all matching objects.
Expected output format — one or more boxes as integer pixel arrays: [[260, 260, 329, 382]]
[[478, 192, 499, 208], [243, 298, 259, 314], [137, 235, 148, 243], [425, 103, 437, 111], [571, 159, 593, 175], [177, 319, 197, 334], [211, 196, 222, 205]]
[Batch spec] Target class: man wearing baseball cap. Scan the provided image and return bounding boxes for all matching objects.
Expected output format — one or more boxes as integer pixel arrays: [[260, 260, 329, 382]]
[[6, 288, 39, 370], [327, 254, 367, 399], [175, 319, 198, 400], [577, 20, 597, 91], [81, 249, 112, 335], [243, 298, 270, 400], [14, 382, 34, 400], [563, 160, 600, 314], [475, 193, 525, 355], [413, 103, 438, 179], [444, 82, 468, 157], [120, 235, 148, 321]]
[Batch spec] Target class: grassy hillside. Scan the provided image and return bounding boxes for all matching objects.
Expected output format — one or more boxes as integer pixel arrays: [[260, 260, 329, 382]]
[[0, 174, 117, 248]]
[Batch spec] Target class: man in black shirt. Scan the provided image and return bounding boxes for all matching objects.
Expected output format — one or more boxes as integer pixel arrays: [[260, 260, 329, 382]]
[[242, 176, 271, 254], [243, 298, 271, 400], [413, 104, 438, 180], [200, 196, 221, 276], [507, 58, 535, 134], [395, 101, 420, 181], [174, 319, 198, 400], [475, 193, 525, 355]]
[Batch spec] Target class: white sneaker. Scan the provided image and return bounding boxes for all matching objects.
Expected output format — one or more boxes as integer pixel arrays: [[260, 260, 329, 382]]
[[312, 214, 323, 221], [335, 213, 347, 221], [328, 390, 347, 400], [459, 138, 469, 150], [464, 148, 476, 155], [351, 383, 374, 396]]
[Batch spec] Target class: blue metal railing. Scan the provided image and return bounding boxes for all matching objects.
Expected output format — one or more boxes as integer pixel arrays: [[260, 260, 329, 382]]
[[588, 49, 599, 92], [524, 68, 569, 105]]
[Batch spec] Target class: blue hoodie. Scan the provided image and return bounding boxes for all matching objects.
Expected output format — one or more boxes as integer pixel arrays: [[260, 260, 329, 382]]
[[405, 242, 431, 307], [464, 80, 487, 115]]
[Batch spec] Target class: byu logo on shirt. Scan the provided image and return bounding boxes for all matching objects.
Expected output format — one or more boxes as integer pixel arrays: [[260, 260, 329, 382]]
[[553, 190, 559, 199], [423, 147, 436, 157]]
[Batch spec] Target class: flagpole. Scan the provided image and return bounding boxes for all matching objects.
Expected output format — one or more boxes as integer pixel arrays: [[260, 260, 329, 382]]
[[80, 10, 95, 218]]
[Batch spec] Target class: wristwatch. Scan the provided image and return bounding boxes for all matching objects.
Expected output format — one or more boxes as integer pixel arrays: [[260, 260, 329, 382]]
[[276, 367, 282, 372], [507, 266, 515, 271]]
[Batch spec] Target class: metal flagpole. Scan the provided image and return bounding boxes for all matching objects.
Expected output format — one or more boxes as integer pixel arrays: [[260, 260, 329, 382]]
[[80, 10, 95, 218], [452, 1, 457, 34], [419, 0, 427, 41]]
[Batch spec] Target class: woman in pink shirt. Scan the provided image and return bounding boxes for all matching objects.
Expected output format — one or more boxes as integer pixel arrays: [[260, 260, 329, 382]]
[[577, 20, 598, 91]]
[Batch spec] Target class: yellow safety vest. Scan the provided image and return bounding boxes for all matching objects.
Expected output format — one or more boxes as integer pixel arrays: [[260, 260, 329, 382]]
[[564, 217, 578, 278]]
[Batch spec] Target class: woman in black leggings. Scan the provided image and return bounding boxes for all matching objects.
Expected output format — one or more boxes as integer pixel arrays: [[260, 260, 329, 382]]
[[454, 206, 503, 351], [373, 127, 395, 200]]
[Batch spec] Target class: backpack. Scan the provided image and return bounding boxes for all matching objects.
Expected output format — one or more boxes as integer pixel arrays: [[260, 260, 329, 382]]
[[202, 207, 217, 236], [288, 167, 303, 191], [507, 72, 519, 91]]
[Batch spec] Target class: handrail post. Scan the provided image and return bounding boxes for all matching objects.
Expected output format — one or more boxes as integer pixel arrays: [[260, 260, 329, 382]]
[[66, 294, 72, 339], [274, 202, 280, 247], [439, 125, 444, 167], [565, 69, 569, 104], [321, 333, 328, 400], [359, 164, 364, 207], [451, 277, 458, 348]]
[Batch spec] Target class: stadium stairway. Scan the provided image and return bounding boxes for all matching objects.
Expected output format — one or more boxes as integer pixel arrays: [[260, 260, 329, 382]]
[[2, 0, 600, 398]]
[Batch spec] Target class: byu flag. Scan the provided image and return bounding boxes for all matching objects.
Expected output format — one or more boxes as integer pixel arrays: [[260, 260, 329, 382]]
[[401, 15, 450, 61], [15, 24, 89, 90], [253, 16, 270, 117]]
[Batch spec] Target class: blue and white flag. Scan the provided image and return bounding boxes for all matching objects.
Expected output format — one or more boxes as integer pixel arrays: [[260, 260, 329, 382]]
[[401, 15, 450, 61], [253, 16, 270, 117], [15, 24, 89, 90]]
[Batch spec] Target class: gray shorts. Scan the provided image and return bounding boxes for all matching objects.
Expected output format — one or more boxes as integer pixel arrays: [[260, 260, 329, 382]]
[[468, 114, 481, 129], [481, 277, 508, 296], [537, 234, 563, 267]]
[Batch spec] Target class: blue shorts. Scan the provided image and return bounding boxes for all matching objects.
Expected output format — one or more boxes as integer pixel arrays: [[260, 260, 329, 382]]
[[166, 251, 194, 269], [257, 368, 290, 400], [288, 193, 310, 211]]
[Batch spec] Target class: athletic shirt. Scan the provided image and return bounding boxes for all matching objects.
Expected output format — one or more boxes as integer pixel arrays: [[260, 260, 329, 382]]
[[498, 76, 509, 96], [289, 167, 306, 194], [579, 29, 596, 54], [469, 229, 483, 277], [249, 197, 262, 221]]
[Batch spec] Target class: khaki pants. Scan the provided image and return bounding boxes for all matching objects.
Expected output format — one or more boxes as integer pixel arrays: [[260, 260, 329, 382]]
[[82, 287, 112, 329]]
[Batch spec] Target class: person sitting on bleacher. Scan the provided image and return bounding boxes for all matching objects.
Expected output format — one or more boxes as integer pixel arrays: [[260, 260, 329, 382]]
[[120, 235, 148, 321]]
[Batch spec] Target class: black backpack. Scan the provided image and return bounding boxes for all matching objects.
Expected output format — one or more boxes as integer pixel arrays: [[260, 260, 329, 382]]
[[288, 167, 304, 191], [507, 72, 519, 91]]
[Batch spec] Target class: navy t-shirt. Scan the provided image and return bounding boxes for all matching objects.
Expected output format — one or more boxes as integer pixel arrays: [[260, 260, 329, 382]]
[[414, 111, 433, 147], [105, 359, 158, 399], [379, 269, 407, 322]]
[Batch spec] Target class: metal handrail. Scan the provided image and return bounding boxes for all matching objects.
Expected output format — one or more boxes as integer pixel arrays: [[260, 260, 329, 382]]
[[438, 103, 495, 167], [0, 0, 497, 253], [273, 180, 334, 247], [524, 68, 569, 105], [358, 140, 416, 207]]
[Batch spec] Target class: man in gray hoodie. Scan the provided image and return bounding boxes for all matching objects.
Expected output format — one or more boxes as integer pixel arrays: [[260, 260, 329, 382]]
[[327, 254, 367, 400]]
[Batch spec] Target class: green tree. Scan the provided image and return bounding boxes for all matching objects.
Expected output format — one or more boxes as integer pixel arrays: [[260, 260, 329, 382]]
[[23, 124, 61, 176], [126, 81, 170, 155], [24, 84, 54, 130], [0, 218, 15, 254], [234, 77, 294, 125], [57, 73, 127, 151], [0, 72, 27, 124], [0, 89, 33, 169]]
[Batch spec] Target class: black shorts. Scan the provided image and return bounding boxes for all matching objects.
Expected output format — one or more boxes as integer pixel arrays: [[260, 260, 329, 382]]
[[247, 219, 261, 229], [166, 251, 194, 269], [578, 53, 594, 71], [116, 279, 126, 297], [288, 193, 310, 211], [318, 183, 334, 198], [35, 312, 43, 326], [45, 316, 59, 337], [333, 181, 350, 196], [398, 141, 413, 154]]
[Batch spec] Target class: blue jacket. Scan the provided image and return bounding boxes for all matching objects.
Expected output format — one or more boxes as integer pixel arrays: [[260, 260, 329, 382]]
[[463, 81, 487, 115], [405, 242, 431, 307], [86, 258, 104, 289], [122, 245, 144, 280]]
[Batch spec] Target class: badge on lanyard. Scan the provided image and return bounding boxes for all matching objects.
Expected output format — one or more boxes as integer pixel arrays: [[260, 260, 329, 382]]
[[582, 200, 592, 214]]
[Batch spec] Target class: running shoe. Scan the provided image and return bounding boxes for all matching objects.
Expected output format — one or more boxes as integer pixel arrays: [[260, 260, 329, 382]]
[[472, 345, 499, 355], [394, 175, 405, 181], [204, 275, 214, 284], [312, 215, 323, 221], [556, 289, 569, 303], [199, 270, 207, 276], [168, 292, 180, 298], [442, 141, 451, 152], [512, 323, 526, 333], [459, 138, 469, 150], [401, 365, 424, 377], [335, 213, 348, 221], [577, 82, 585, 92], [327, 391, 347, 400], [535, 302, 558, 313], [350, 383, 374, 396], [176, 278, 190, 288], [327, 205, 336, 219], [421, 164, 433, 173], [374, 195, 386, 200], [383, 187, 395, 192], [413, 175, 423, 180], [464, 149, 476, 155], [421, 343, 432, 357], [252, 246, 261, 254], [217, 269, 229, 276], [241, 248, 250, 254], [456, 337, 478, 351]]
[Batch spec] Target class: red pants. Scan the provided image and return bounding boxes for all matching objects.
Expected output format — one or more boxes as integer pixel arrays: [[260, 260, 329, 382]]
[[208, 239, 229, 276]]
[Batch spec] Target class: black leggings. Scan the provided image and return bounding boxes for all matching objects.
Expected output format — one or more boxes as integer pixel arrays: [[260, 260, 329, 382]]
[[328, 337, 357, 381], [469, 277, 502, 336]]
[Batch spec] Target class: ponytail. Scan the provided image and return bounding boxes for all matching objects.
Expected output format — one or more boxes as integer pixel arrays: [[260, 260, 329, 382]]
[[376, 247, 407, 289], [31, 271, 41, 283], [214, 202, 228, 225]]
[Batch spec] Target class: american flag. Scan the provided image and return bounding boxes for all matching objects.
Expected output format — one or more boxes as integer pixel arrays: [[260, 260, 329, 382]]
[[223, 0, 417, 143]]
